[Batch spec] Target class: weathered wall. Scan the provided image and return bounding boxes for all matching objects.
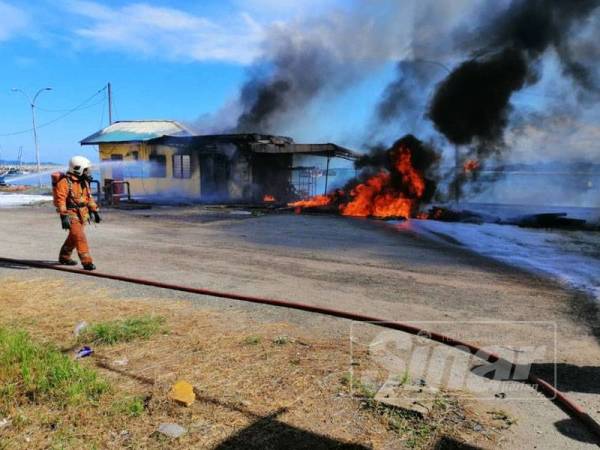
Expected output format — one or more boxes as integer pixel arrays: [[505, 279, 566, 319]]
[[98, 143, 201, 198], [98, 142, 298, 202]]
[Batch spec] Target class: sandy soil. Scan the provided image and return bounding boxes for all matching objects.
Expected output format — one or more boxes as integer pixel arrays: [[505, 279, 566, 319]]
[[0, 204, 599, 448]]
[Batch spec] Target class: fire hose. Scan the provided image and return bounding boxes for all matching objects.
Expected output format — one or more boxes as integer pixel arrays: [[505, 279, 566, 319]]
[[1, 255, 599, 442]]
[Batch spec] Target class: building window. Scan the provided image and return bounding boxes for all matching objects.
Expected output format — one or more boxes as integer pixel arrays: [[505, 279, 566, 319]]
[[173, 154, 191, 179], [149, 154, 166, 178]]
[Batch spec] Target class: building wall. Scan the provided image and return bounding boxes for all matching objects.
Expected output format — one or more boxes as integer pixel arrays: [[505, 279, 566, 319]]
[[98, 143, 201, 199], [97, 142, 310, 203]]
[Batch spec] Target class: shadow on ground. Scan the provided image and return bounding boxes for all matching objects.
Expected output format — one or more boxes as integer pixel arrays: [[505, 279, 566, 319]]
[[214, 410, 369, 450], [0, 259, 58, 270], [568, 291, 600, 346], [470, 362, 600, 445], [212, 406, 485, 449], [530, 362, 600, 395], [554, 418, 600, 445], [433, 437, 486, 449]]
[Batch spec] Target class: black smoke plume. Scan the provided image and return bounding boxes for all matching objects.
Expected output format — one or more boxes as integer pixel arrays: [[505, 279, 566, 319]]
[[429, 48, 529, 148], [430, 0, 600, 149], [424, 0, 600, 198], [233, 9, 396, 135], [236, 42, 336, 133]]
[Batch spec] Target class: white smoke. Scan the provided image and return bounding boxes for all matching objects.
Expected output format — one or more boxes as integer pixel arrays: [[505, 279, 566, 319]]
[[194, 0, 480, 139]]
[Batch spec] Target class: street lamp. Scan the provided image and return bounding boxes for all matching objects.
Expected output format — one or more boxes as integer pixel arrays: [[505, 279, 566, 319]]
[[11, 87, 52, 187]]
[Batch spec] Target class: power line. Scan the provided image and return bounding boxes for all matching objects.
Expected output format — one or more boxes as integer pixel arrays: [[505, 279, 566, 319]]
[[34, 86, 107, 113], [0, 86, 107, 137], [35, 100, 99, 113]]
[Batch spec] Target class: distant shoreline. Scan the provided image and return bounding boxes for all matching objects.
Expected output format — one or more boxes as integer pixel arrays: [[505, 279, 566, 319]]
[[0, 162, 61, 168]]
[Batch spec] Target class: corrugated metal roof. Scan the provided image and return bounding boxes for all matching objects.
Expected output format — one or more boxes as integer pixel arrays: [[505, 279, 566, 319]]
[[151, 134, 359, 160], [250, 143, 359, 160], [80, 120, 193, 145], [152, 133, 294, 146]]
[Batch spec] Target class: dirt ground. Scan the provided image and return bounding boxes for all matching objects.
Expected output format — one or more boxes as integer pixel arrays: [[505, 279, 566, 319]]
[[0, 277, 502, 449], [1, 204, 599, 448]]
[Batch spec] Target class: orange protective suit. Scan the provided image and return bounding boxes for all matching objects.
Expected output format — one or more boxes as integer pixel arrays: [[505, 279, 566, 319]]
[[54, 173, 98, 264]]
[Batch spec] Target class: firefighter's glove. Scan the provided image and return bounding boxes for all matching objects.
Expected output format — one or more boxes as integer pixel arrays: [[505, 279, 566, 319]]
[[92, 211, 102, 224], [60, 215, 71, 230]]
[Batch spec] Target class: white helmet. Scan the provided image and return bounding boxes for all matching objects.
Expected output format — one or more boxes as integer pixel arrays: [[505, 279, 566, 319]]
[[68, 156, 91, 176]]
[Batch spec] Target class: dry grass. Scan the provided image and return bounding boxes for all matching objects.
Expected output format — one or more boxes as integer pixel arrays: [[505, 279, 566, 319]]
[[0, 277, 503, 449]]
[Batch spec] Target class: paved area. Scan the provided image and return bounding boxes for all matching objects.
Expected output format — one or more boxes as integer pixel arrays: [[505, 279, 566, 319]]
[[1, 204, 599, 448]]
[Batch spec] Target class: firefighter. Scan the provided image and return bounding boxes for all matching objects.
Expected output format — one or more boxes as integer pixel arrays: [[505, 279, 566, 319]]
[[54, 156, 101, 270]]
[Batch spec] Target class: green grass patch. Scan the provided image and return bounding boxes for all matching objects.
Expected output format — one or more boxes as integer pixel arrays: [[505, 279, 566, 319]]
[[111, 396, 145, 417], [243, 335, 262, 345], [79, 315, 166, 345], [0, 327, 109, 408], [340, 372, 376, 399], [397, 370, 411, 386]]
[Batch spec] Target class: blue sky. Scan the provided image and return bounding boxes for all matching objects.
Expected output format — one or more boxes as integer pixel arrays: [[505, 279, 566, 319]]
[[0, 0, 360, 163]]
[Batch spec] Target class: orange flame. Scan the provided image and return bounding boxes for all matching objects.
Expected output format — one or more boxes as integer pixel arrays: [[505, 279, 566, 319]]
[[289, 145, 428, 219], [289, 194, 331, 208], [263, 194, 276, 202], [463, 159, 480, 173], [340, 147, 425, 218]]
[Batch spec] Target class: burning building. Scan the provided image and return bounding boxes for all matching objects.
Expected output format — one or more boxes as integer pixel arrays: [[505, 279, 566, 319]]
[[80, 120, 357, 203], [291, 134, 439, 219]]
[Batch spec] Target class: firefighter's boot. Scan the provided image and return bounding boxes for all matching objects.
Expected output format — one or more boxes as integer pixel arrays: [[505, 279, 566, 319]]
[[59, 258, 78, 266]]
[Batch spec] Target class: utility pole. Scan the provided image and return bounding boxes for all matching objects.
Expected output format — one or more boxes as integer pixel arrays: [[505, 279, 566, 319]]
[[11, 87, 52, 187], [107, 82, 113, 125]]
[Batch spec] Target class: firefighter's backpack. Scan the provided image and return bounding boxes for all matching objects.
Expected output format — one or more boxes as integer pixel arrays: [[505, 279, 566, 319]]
[[51, 172, 71, 208]]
